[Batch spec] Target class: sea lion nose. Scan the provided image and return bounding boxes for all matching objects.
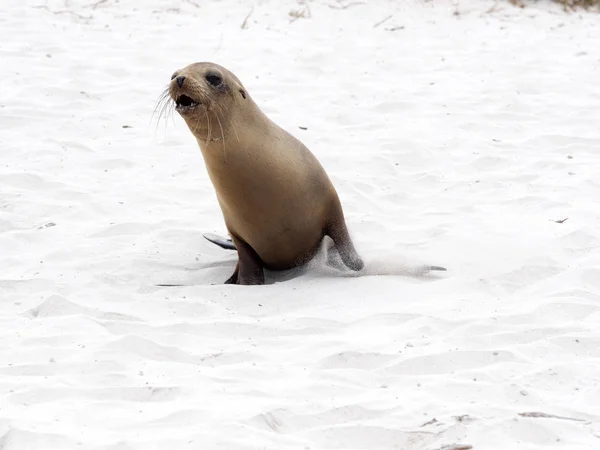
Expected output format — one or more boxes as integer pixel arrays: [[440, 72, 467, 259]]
[[176, 76, 186, 88]]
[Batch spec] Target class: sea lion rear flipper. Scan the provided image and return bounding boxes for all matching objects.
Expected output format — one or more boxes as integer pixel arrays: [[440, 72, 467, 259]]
[[204, 233, 236, 250], [326, 207, 364, 272]]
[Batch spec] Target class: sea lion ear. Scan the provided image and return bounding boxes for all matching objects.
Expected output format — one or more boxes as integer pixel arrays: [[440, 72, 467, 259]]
[[239, 89, 247, 99]]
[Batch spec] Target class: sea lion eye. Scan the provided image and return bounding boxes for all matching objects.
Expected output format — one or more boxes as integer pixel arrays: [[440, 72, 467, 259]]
[[205, 74, 222, 87]]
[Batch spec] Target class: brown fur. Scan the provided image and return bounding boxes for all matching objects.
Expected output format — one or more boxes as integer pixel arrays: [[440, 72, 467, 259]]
[[168, 62, 363, 285]]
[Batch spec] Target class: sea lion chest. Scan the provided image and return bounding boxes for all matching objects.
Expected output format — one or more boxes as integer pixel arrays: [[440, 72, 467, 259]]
[[200, 130, 333, 267]]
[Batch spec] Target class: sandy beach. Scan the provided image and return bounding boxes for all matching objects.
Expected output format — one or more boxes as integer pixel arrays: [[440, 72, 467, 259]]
[[1, 0, 599, 448]]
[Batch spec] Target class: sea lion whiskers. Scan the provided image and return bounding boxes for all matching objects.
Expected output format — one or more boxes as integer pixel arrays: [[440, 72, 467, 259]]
[[213, 108, 227, 162], [151, 86, 169, 119], [189, 113, 200, 137], [204, 110, 211, 141], [152, 86, 176, 138], [152, 87, 171, 126], [214, 101, 239, 143]]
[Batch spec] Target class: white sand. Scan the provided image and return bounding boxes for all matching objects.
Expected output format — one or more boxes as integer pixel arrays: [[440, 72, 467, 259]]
[[1, 0, 600, 448]]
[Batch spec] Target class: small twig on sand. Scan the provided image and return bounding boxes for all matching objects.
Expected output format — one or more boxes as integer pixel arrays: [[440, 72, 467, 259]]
[[552, 217, 569, 223], [33, 5, 92, 21], [452, 414, 474, 422], [328, 1, 364, 9], [486, 0, 502, 13], [435, 445, 473, 450], [519, 411, 586, 422], [241, 6, 254, 29], [555, 1, 600, 12], [373, 14, 392, 28], [289, 4, 311, 23], [420, 417, 438, 427], [183, 0, 201, 9], [90, 0, 109, 9]]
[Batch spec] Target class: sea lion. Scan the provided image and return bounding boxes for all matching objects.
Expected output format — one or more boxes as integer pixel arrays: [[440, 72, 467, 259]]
[[166, 62, 364, 285]]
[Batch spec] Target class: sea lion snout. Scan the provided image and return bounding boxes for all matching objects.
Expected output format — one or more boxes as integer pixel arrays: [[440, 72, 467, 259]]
[[176, 75, 186, 88]]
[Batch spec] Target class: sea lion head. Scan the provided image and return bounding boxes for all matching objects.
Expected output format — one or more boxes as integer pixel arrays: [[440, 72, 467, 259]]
[[167, 62, 247, 141]]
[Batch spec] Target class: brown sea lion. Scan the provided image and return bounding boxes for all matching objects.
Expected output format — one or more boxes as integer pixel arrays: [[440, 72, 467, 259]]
[[166, 62, 364, 285]]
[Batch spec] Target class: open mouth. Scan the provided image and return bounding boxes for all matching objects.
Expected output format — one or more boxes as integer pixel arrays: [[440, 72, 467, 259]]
[[175, 94, 199, 112]]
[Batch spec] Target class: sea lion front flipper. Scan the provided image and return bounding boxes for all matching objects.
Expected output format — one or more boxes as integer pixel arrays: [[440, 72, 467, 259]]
[[204, 233, 236, 250], [224, 262, 239, 284], [228, 235, 265, 285]]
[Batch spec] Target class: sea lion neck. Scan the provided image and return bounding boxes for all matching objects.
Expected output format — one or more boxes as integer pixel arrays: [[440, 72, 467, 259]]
[[196, 98, 271, 148]]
